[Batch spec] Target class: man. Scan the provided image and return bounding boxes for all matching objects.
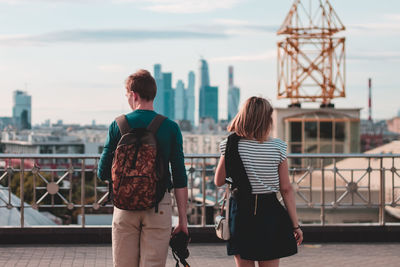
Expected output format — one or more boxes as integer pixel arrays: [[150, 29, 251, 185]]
[[98, 69, 188, 267]]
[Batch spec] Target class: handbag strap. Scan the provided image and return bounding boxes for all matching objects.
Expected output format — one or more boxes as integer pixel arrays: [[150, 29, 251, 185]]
[[220, 186, 230, 221]]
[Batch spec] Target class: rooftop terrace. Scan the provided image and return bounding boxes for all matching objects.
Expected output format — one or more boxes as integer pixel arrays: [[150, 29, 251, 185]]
[[1, 243, 400, 267]]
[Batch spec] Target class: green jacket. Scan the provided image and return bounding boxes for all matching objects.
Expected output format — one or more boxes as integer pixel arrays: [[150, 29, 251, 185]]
[[97, 109, 188, 189]]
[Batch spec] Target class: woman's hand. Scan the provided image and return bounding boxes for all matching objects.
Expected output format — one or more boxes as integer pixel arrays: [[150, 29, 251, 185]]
[[293, 227, 303, 246]]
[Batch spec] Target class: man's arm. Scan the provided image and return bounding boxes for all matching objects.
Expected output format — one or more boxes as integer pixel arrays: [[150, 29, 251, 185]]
[[172, 187, 188, 235], [97, 121, 120, 181], [169, 123, 189, 235]]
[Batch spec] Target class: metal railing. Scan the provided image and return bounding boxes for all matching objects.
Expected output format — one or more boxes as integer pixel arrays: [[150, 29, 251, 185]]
[[0, 153, 399, 228]]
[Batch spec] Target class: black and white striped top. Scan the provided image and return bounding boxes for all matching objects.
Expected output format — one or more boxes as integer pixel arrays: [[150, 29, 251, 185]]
[[220, 137, 287, 194]]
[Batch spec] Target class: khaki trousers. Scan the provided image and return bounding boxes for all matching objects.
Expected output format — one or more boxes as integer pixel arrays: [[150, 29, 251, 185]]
[[112, 193, 172, 267]]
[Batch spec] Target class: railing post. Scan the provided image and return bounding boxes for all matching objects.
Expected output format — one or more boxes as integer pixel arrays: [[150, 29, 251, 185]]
[[20, 159, 25, 228], [379, 158, 385, 226], [201, 158, 206, 227], [81, 159, 86, 228], [320, 158, 325, 226]]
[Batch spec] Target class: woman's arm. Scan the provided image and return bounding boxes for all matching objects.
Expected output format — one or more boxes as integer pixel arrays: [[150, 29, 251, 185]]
[[214, 155, 226, 187], [279, 159, 303, 245]]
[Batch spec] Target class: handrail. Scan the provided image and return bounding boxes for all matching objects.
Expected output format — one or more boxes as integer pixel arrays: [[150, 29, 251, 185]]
[[0, 153, 399, 228]]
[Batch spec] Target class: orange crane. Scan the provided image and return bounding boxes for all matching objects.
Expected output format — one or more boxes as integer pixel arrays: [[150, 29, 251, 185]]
[[277, 0, 346, 107]]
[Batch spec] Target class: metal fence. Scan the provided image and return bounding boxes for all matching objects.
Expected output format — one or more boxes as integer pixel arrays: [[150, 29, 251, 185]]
[[0, 153, 399, 228]]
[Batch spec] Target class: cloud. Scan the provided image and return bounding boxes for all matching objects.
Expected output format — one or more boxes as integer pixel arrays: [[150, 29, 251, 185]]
[[347, 13, 400, 36], [184, 19, 278, 37], [0, 0, 245, 13], [211, 19, 278, 34], [210, 50, 276, 63], [348, 51, 400, 62], [0, 29, 229, 46], [121, 0, 245, 13], [97, 64, 127, 73]]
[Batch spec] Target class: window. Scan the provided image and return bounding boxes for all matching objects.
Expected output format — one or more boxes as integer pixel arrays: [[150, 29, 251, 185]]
[[305, 121, 317, 142], [335, 122, 345, 141], [290, 122, 302, 142], [320, 122, 333, 141]]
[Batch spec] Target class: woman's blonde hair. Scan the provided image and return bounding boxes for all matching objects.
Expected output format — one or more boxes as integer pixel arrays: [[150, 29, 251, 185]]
[[228, 96, 274, 142]]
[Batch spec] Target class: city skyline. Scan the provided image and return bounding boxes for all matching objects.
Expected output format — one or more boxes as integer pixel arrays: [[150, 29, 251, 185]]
[[0, 0, 399, 124], [153, 63, 195, 125]]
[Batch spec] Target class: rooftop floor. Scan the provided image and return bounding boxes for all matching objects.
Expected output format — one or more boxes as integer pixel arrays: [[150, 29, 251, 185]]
[[1, 243, 400, 267]]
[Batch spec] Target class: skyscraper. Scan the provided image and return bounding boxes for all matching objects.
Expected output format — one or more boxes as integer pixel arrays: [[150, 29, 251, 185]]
[[175, 80, 185, 121], [199, 59, 209, 120], [204, 86, 218, 123], [227, 66, 240, 121], [12, 90, 31, 129], [153, 64, 175, 120], [153, 64, 164, 114], [186, 71, 195, 126], [199, 59, 218, 122], [163, 72, 174, 120]]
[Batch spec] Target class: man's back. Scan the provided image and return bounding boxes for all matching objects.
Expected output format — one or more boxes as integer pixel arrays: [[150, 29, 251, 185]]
[[98, 109, 187, 189], [98, 69, 188, 267]]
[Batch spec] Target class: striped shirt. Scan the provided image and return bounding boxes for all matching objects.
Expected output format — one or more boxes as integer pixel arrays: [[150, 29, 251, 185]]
[[220, 137, 287, 194]]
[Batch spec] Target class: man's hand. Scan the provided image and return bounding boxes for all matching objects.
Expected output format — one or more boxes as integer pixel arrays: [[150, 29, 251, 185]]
[[172, 222, 189, 236]]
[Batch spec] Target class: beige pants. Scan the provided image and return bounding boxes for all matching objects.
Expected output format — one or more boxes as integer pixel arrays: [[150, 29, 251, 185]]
[[112, 193, 172, 267]]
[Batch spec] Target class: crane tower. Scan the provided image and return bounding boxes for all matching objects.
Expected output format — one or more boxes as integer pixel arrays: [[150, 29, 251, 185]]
[[277, 0, 346, 107]]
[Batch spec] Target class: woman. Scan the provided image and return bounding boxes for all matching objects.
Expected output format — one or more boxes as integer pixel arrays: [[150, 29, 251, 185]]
[[215, 96, 303, 267]]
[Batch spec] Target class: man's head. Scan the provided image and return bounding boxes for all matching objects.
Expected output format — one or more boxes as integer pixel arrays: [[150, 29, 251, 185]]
[[125, 70, 157, 110]]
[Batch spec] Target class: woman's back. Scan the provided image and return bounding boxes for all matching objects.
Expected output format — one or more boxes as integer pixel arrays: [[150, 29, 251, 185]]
[[220, 137, 287, 194]]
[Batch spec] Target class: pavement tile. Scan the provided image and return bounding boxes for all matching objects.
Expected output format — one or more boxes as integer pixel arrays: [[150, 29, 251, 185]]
[[0, 243, 400, 267]]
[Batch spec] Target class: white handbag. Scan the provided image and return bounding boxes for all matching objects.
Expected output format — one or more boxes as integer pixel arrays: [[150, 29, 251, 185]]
[[215, 187, 230, 240]]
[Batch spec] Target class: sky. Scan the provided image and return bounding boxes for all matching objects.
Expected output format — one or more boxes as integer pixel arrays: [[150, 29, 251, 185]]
[[0, 0, 399, 125]]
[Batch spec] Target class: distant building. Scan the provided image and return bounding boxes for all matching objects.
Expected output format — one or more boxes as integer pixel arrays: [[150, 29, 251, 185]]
[[203, 86, 218, 123], [0, 117, 14, 130], [163, 73, 174, 120], [152, 65, 175, 120], [12, 90, 31, 130], [186, 71, 195, 126], [227, 66, 240, 122], [199, 59, 218, 123], [199, 59, 210, 122], [272, 108, 361, 166], [387, 117, 400, 134], [153, 64, 164, 115], [1, 127, 107, 165], [175, 80, 185, 121], [182, 133, 227, 155], [360, 119, 399, 152]]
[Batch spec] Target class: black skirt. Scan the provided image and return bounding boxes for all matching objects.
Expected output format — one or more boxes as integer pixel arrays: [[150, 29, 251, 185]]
[[227, 193, 298, 261]]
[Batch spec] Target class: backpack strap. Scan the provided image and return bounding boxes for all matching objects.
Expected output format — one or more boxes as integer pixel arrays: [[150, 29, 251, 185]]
[[115, 115, 132, 136], [147, 114, 167, 134]]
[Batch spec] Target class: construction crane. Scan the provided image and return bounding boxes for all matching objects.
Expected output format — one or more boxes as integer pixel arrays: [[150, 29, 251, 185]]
[[277, 0, 346, 107]]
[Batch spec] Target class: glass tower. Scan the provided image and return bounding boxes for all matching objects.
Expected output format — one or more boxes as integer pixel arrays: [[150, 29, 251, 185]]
[[186, 71, 195, 126], [153, 64, 164, 115], [163, 73, 174, 120], [175, 80, 185, 121], [227, 66, 240, 121], [199, 59, 218, 122], [199, 59, 210, 120], [12, 90, 31, 129]]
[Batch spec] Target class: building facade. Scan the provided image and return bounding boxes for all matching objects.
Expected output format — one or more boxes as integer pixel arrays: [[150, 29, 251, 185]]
[[162, 73, 174, 120], [272, 108, 361, 166], [12, 90, 32, 130], [199, 59, 218, 123], [175, 80, 185, 121], [186, 71, 195, 126], [153, 64, 164, 115], [227, 66, 240, 122]]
